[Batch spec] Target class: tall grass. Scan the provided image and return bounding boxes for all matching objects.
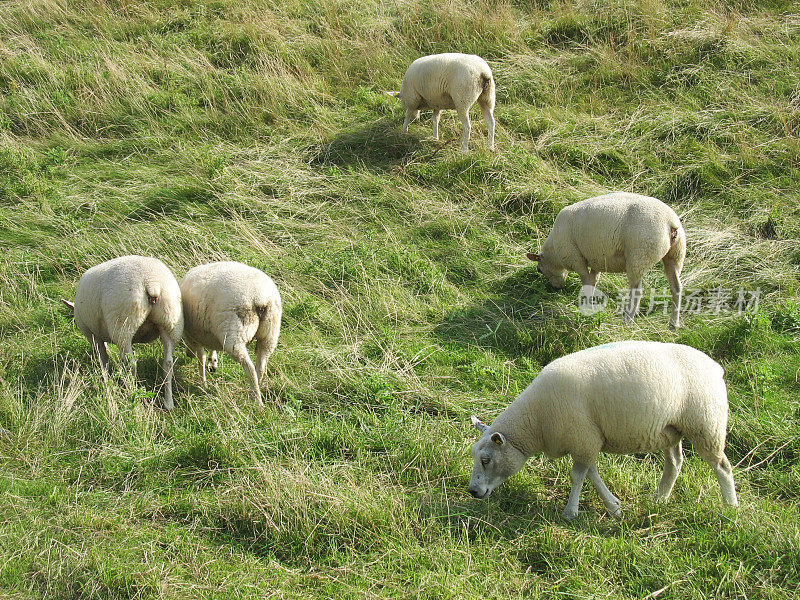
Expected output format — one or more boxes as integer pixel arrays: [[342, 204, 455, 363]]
[[1, 0, 799, 598]]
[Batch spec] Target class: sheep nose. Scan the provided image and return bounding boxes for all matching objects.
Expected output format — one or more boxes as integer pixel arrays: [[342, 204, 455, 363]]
[[468, 487, 482, 498]]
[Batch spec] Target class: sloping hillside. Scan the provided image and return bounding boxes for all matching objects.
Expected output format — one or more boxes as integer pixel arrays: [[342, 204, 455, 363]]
[[1, 1, 799, 598]]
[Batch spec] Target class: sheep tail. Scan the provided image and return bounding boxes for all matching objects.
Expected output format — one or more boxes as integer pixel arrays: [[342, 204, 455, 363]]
[[480, 73, 493, 95], [665, 223, 686, 271], [145, 281, 162, 305]]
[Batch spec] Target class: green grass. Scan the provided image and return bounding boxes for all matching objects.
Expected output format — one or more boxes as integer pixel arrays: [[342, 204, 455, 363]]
[[1, 0, 799, 597]]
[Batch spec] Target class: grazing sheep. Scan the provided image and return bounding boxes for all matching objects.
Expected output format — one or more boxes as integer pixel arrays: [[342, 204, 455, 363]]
[[180, 261, 281, 407], [527, 192, 686, 328], [62, 255, 183, 410], [469, 341, 738, 519], [388, 53, 496, 152]]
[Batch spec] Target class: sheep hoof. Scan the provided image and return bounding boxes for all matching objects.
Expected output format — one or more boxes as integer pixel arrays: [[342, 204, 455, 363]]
[[561, 507, 579, 521]]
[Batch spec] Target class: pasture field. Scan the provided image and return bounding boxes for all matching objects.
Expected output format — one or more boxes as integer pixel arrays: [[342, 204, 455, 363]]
[[1, 0, 799, 598]]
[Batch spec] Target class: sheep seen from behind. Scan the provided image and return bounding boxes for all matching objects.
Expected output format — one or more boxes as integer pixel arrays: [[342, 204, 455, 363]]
[[180, 261, 282, 407], [388, 53, 496, 152], [527, 192, 686, 328], [63, 255, 184, 410]]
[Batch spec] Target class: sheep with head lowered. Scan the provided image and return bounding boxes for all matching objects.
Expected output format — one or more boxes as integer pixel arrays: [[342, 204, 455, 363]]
[[62, 255, 183, 410], [387, 53, 495, 152], [469, 341, 738, 520], [527, 192, 686, 328], [180, 261, 281, 407]]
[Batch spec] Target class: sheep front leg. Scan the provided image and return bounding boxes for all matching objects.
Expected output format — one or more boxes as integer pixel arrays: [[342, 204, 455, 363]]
[[587, 464, 622, 517], [230, 344, 263, 408], [457, 107, 471, 152], [655, 440, 683, 501], [118, 339, 137, 389], [89, 335, 110, 377], [562, 461, 589, 520], [431, 110, 441, 140], [160, 330, 176, 411], [196, 346, 208, 384], [402, 108, 419, 134]]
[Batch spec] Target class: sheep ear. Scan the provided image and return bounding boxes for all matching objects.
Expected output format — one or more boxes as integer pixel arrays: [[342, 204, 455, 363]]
[[471, 415, 489, 433], [491, 432, 506, 446], [61, 299, 75, 311], [526, 253, 540, 261]]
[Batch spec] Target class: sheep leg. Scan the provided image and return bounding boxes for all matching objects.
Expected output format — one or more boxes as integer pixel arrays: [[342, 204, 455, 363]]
[[229, 344, 263, 408], [89, 335, 110, 377], [479, 102, 495, 150], [402, 109, 419, 134], [118, 339, 136, 389], [456, 107, 471, 152], [562, 461, 589, 520], [699, 450, 739, 507], [160, 330, 175, 411], [431, 110, 441, 140], [655, 440, 684, 501], [196, 346, 208, 384], [587, 465, 622, 517], [255, 338, 277, 386], [624, 278, 644, 324], [663, 258, 683, 329]]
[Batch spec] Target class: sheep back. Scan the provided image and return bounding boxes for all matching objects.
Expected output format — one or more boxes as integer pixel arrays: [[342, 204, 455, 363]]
[[180, 261, 281, 352], [495, 341, 728, 461], [544, 192, 684, 274], [399, 53, 493, 111], [73, 255, 183, 346]]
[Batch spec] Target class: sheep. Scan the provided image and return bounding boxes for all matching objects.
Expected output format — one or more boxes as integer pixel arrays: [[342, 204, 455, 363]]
[[62, 255, 183, 410], [180, 261, 281, 407], [469, 340, 738, 520], [527, 192, 686, 328], [387, 53, 496, 152]]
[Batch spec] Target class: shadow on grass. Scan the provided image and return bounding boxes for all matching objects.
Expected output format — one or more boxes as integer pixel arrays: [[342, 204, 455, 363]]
[[311, 119, 423, 170], [434, 267, 604, 363]]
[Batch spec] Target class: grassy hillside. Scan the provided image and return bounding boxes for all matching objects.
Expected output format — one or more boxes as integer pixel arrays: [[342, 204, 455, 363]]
[[1, 0, 799, 598]]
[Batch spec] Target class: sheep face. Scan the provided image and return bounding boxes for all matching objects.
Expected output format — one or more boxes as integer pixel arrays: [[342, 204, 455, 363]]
[[207, 350, 219, 373], [468, 416, 527, 499], [536, 253, 568, 289]]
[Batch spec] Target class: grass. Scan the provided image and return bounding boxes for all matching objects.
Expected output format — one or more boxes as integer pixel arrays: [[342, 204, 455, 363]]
[[1, 0, 799, 598]]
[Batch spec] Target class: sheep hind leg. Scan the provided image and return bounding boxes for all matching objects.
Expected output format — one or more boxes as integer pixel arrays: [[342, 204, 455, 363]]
[[562, 461, 590, 520], [624, 278, 644, 324], [431, 110, 441, 140], [456, 106, 471, 152], [655, 439, 684, 501], [587, 464, 622, 518], [159, 330, 176, 411], [663, 257, 683, 329], [229, 344, 263, 408], [479, 101, 495, 150], [699, 449, 739, 507]]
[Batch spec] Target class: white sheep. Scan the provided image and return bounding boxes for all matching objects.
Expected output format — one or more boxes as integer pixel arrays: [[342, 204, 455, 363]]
[[469, 341, 738, 519], [527, 192, 686, 328], [180, 261, 281, 407], [62, 255, 183, 410], [388, 53, 496, 152]]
